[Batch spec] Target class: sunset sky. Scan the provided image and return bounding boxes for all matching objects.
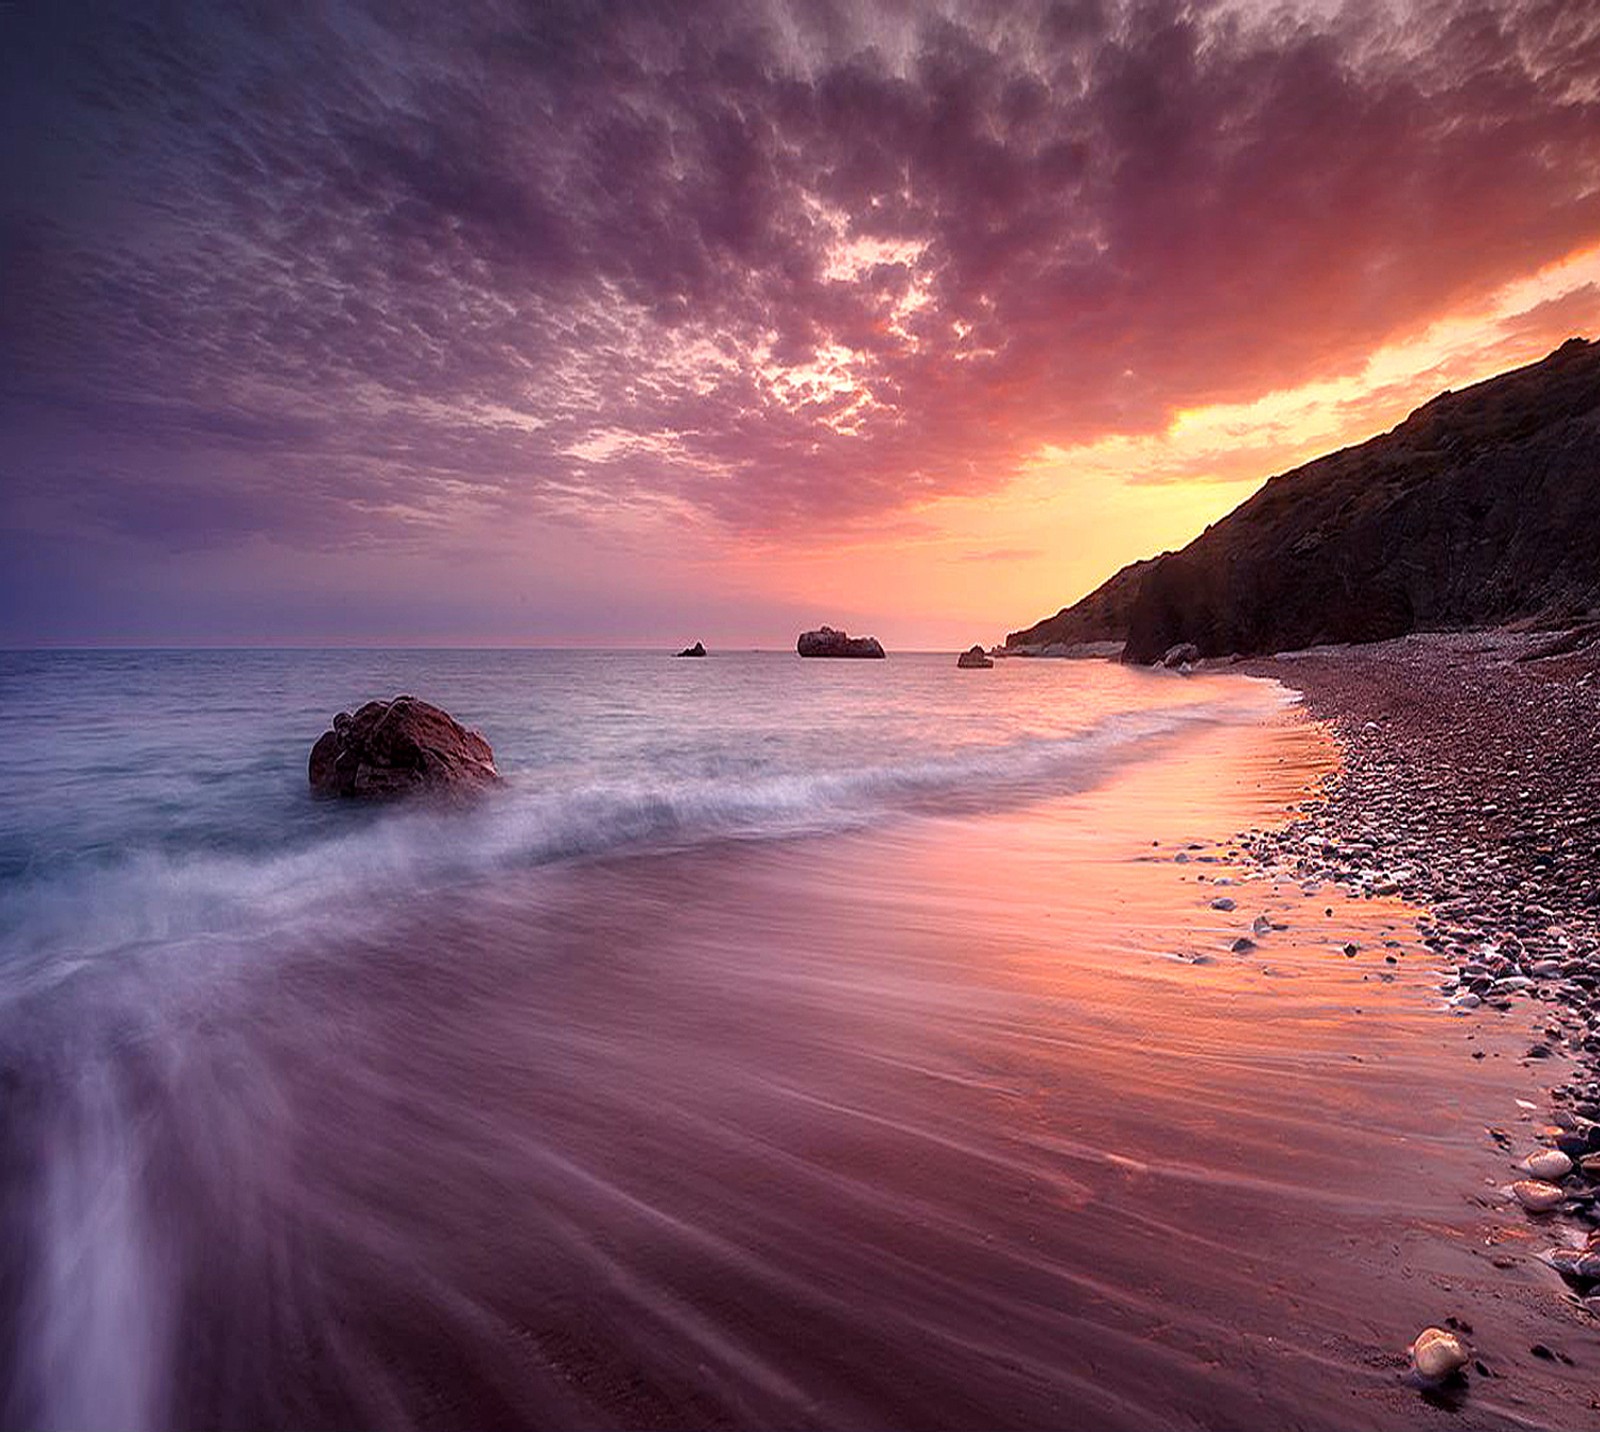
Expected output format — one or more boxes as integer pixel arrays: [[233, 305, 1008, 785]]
[[3, 0, 1598, 648]]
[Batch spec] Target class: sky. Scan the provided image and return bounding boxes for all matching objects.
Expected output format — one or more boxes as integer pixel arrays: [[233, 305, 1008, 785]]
[[2, 0, 1598, 648]]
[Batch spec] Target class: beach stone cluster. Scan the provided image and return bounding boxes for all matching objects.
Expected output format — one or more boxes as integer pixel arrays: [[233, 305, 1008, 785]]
[[308, 696, 500, 801], [1233, 630, 1600, 1308]]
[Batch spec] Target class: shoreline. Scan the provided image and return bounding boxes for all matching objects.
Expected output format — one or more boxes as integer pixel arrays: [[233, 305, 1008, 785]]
[[1237, 630, 1600, 1377], [2, 649, 1594, 1428]]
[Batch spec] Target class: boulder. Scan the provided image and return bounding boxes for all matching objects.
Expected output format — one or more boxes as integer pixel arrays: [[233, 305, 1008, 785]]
[[308, 696, 500, 801], [957, 645, 994, 669], [1161, 642, 1201, 669], [797, 626, 886, 658], [675, 641, 707, 657]]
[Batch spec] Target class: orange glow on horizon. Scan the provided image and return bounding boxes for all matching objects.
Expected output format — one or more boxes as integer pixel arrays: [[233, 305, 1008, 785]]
[[694, 242, 1600, 649]]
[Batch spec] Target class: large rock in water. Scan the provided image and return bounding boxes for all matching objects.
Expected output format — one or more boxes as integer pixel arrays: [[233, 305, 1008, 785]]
[[797, 626, 886, 658], [957, 645, 994, 668], [308, 696, 500, 800]]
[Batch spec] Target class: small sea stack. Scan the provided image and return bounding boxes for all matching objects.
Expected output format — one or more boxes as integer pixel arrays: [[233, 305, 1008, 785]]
[[308, 695, 500, 800], [957, 645, 994, 668], [675, 641, 707, 657], [797, 626, 886, 658]]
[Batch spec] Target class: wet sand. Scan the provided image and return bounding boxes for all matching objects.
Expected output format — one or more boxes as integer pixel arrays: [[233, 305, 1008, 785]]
[[4, 693, 1588, 1429]]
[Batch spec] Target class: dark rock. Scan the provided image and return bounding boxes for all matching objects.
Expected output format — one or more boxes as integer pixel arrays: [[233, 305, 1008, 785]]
[[1161, 642, 1200, 669], [797, 626, 886, 659], [675, 641, 707, 657], [308, 696, 500, 801], [1009, 338, 1600, 663], [1004, 557, 1161, 651], [957, 645, 994, 669]]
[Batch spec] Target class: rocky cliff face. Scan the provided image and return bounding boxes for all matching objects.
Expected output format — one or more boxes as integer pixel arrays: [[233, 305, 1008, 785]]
[[1013, 337, 1600, 663], [1005, 558, 1159, 650]]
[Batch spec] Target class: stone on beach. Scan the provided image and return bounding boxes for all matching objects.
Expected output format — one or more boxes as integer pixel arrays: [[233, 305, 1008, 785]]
[[1210, 896, 1236, 911], [308, 696, 500, 801], [1161, 642, 1200, 669], [1410, 1327, 1470, 1382], [1548, 1246, 1600, 1281], [1511, 1179, 1566, 1212], [1521, 1149, 1573, 1180]]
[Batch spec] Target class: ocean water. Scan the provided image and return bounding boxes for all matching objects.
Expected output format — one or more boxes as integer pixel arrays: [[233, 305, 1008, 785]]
[[0, 650, 1307, 1430], [0, 650, 1266, 994]]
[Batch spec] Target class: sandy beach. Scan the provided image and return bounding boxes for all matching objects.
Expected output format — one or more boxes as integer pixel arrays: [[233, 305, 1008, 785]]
[[4, 654, 1591, 1429]]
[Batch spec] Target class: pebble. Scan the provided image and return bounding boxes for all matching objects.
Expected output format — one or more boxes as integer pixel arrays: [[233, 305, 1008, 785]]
[[1522, 1149, 1573, 1180], [1511, 1179, 1566, 1212], [1210, 897, 1236, 911], [1410, 1326, 1469, 1382], [1222, 636, 1600, 1343], [1548, 1246, 1600, 1281]]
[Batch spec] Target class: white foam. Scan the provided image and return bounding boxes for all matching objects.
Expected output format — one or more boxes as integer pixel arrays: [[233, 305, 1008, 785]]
[[0, 697, 1262, 1001]]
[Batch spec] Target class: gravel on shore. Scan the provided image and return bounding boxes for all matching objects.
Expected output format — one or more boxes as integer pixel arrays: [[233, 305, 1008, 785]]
[[1234, 627, 1600, 1299]]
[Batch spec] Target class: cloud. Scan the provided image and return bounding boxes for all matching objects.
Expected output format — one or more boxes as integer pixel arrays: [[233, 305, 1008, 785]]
[[3, 0, 1599, 560]]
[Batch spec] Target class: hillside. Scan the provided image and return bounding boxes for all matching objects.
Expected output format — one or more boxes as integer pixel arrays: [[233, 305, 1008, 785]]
[[1008, 337, 1600, 662], [1004, 557, 1160, 649]]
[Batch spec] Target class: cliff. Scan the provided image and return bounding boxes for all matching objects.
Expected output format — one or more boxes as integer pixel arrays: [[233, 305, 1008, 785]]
[[1009, 337, 1600, 663], [1005, 558, 1160, 650]]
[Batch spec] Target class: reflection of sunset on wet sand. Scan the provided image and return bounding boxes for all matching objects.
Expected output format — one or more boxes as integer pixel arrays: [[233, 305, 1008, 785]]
[[2, 653, 1577, 1428]]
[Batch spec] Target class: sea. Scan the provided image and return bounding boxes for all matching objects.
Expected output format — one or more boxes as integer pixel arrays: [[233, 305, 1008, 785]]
[[0, 650, 1546, 1431], [0, 650, 1258, 988]]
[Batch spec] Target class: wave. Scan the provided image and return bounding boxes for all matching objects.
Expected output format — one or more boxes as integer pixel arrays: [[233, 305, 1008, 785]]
[[0, 694, 1268, 1000]]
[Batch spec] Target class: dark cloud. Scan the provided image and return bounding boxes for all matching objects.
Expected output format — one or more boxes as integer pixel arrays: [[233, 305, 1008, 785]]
[[3, 0, 1599, 563]]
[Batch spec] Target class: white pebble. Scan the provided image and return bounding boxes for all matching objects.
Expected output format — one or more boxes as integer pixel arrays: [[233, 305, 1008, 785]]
[[1410, 1327, 1468, 1381], [1522, 1150, 1573, 1180]]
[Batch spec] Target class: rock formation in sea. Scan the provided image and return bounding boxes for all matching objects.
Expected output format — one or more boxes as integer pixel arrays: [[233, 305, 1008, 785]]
[[957, 645, 994, 668], [1006, 337, 1600, 662], [675, 641, 707, 657], [308, 696, 501, 800], [797, 626, 886, 658]]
